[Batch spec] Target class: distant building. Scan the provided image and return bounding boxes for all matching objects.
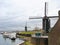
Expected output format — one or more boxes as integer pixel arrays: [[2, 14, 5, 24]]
[[48, 11, 60, 45]]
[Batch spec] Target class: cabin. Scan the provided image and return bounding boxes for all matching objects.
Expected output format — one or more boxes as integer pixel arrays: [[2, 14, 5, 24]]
[[48, 10, 60, 45]]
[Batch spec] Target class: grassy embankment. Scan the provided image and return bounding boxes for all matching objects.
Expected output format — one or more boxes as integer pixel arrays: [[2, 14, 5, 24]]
[[18, 30, 44, 45], [18, 31, 34, 45], [18, 31, 35, 38]]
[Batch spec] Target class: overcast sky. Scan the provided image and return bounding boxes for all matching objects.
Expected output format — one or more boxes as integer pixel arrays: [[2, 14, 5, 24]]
[[0, 0, 60, 31]]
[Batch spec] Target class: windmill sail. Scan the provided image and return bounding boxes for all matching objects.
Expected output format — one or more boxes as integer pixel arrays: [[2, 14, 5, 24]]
[[29, 2, 59, 33]]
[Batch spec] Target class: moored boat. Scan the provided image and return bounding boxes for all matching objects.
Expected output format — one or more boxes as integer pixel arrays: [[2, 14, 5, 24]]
[[3, 32, 10, 38], [9, 33, 16, 40]]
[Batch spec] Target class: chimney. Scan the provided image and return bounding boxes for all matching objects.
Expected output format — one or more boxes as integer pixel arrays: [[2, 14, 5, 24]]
[[58, 10, 60, 19]]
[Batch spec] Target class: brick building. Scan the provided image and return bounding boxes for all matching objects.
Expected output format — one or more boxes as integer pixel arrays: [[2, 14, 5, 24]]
[[48, 10, 60, 45]]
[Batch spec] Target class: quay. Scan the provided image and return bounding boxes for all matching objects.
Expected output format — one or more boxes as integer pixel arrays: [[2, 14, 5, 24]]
[[31, 36, 48, 45]]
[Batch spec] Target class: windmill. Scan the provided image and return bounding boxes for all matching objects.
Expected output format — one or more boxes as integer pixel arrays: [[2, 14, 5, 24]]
[[19, 22, 31, 32], [25, 22, 27, 32], [29, 2, 59, 33]]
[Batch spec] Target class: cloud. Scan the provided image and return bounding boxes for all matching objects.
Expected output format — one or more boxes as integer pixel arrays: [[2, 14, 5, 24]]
[[0, 0, 59, 31]]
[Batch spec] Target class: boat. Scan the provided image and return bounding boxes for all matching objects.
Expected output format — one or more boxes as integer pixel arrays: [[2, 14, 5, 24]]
[[3, 32, 10, 38], [9, 33, 16, 40], [0, 32, 4, 34]]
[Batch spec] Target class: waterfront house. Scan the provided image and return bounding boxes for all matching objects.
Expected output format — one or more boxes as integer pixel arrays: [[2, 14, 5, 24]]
[[48, 10, 60, 45]]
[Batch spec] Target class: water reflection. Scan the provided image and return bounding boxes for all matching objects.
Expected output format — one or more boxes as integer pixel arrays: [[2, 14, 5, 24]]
[[3, 37, 7, 40], [0, 34, 24, 45], [11, 39, 15, 42]]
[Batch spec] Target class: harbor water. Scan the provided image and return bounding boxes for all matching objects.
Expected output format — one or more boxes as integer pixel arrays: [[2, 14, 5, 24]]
[[0, 34, 24, 45]]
